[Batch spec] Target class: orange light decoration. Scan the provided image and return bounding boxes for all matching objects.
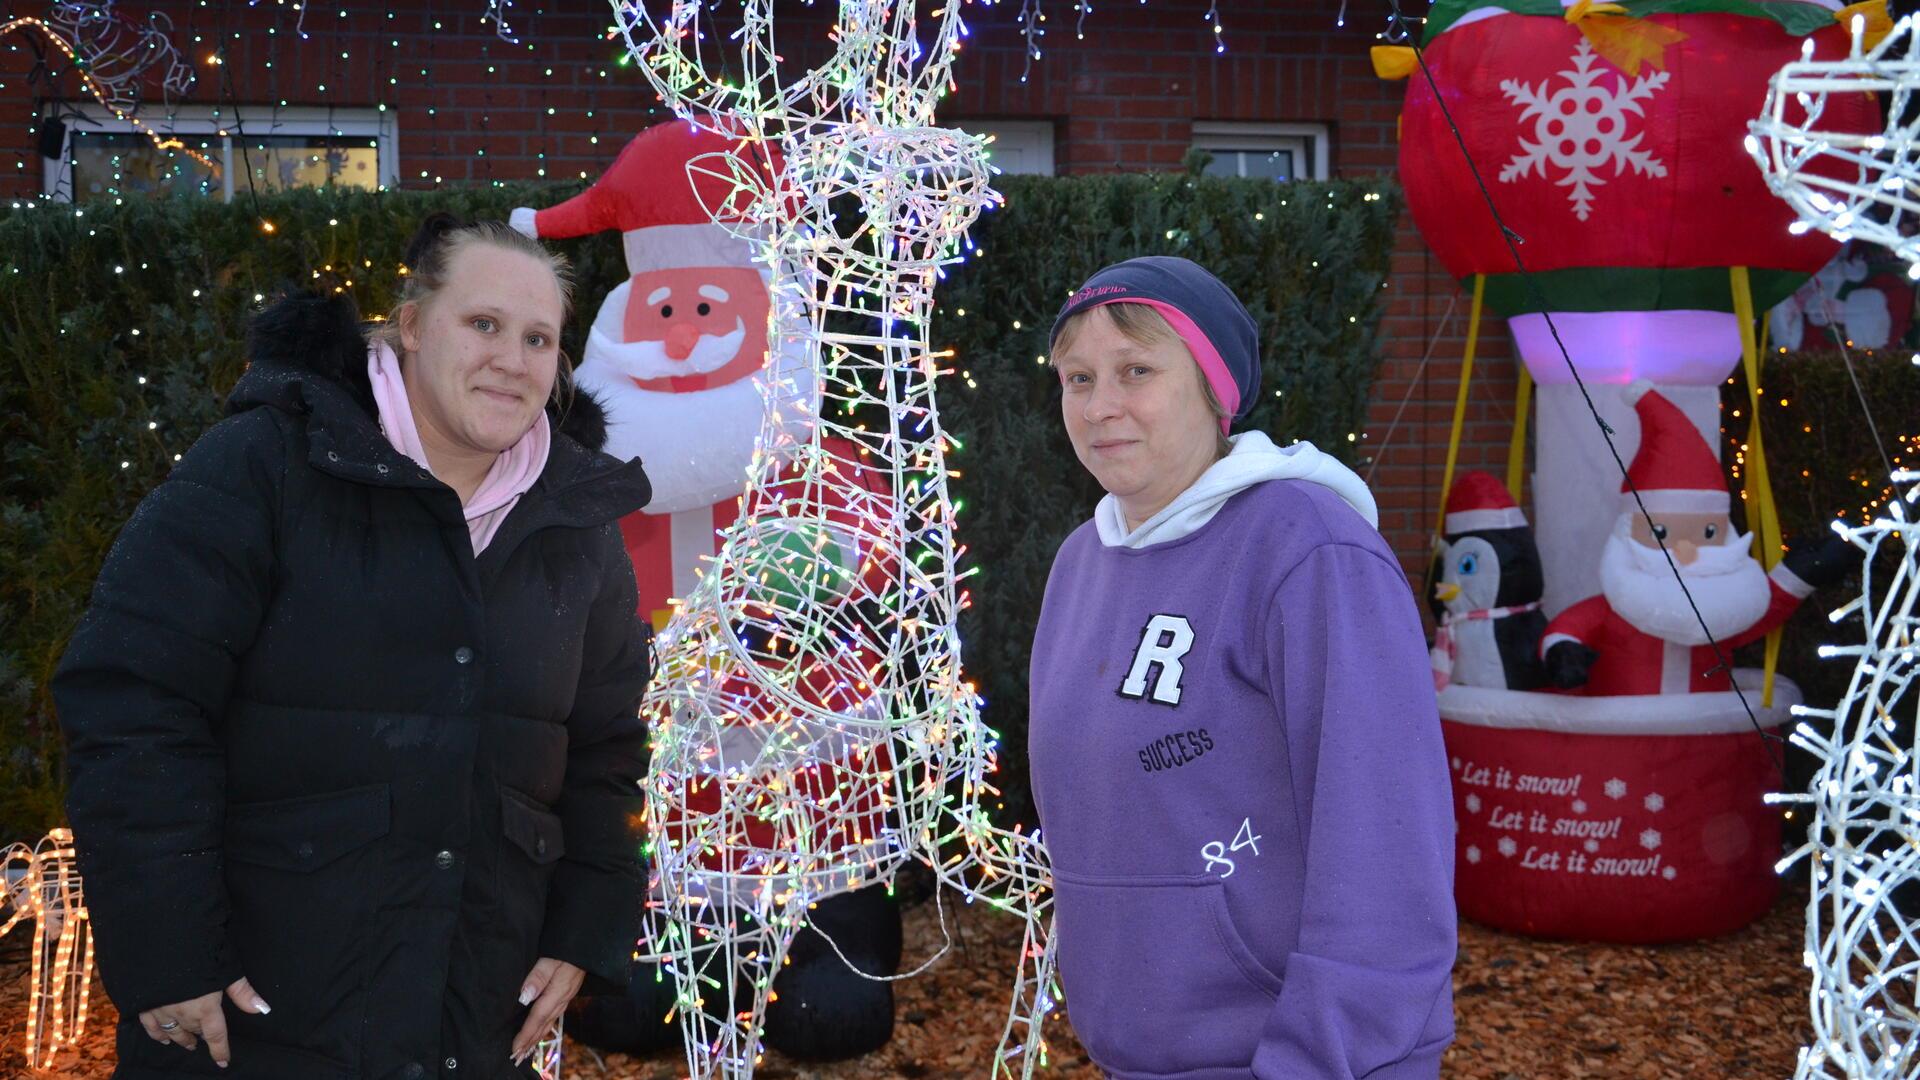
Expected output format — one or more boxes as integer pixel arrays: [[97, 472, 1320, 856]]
[[1, 829, 94, 1071], [0, 16, 218, 175]]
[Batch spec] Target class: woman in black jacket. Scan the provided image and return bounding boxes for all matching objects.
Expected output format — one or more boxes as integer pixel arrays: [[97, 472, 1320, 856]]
[[52, 216, 653, 1079]]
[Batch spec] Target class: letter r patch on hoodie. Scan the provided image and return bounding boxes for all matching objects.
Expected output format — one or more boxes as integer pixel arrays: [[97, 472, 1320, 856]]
[[1119, 614, 1193, 705]]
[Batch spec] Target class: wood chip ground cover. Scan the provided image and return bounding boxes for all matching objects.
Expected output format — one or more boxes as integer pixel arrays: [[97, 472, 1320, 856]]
[[0, 885, 1814, 1078]]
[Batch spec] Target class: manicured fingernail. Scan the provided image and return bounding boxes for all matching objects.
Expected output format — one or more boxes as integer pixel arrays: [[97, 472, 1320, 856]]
[[217, 1062, 228, 1070], [255, 998, 271, 1014], [518, 985, 535, 1006]]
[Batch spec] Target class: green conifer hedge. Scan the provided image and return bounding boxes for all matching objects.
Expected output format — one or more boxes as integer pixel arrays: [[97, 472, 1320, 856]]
[[0, 171, 1400, 839]]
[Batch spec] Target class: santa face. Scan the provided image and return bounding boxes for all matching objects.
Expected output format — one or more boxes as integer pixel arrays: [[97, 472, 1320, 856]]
[[1599, 512, 1770, 645], [1628, 509, 1733, 566], [575, 274, 814, 515], [601, 266, 773, 393]]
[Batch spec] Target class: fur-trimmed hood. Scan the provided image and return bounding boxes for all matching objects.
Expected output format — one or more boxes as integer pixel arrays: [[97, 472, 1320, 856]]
[[226, 291, 649, 530], [233, 290, 611, 453]]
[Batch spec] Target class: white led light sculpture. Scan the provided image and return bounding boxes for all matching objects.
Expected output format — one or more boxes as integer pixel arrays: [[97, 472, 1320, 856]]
[[1751, 14, 1920, 270], [1769, 475, 1920, 1080], [1, 829, 94, 1070], [608, 2, 1057, 1078], [1755, 23, 1920, 1077]]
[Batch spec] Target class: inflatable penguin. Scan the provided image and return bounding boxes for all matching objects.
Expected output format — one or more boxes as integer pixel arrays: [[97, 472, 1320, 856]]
[[1429, 471, 1549, 691]]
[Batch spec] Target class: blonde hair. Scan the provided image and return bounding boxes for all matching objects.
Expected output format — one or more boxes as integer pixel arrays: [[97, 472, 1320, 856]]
[[1051, 301, 1232, 456], [373, 218, 579, 411]]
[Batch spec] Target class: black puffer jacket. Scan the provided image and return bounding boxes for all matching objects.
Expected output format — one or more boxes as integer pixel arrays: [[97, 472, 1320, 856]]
[[53, 293, 652, 1080]]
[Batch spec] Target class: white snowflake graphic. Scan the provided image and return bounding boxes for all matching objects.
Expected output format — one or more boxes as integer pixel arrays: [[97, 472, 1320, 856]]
[[1465, 793, 1483, 814], [1644, 793, 1665, 813], [1499, 39, 1669, 221], [1605, 778, 1628, 800], [1661, 865, 1677, 880], [1465, 845, 1482, 865], [1571, 799, 1588, 813], [1585, 839, 1600, 854], [1640, 828, 1663, 851], [1498, 836, 1519, 857]]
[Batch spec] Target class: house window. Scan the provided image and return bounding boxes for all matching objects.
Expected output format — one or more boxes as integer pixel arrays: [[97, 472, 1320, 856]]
[[958, 120, 1056, 176], [44, 104, 398, 203], [1191, 122, 1330, 182]]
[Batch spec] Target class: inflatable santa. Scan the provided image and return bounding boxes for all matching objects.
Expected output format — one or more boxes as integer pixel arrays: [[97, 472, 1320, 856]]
[[1540, 383, 1852, 695], [1429, 471, 1549, 692], [512, 121, 902, 1060]]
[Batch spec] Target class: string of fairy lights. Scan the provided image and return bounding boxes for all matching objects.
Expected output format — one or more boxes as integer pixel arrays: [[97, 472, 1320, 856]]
[[15, 2, 1920, 1078]]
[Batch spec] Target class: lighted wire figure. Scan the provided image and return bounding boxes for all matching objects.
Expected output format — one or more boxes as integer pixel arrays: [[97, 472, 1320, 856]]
[[607, 1, 1058, 1076], [1749, 17, 1920, 1078], [47, 1, 195, 113], [1749, 11, 1920, 269], [1, 829, 94, 1071]]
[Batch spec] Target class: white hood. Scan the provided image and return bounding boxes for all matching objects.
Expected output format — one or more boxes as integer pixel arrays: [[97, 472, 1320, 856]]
[[1094, 430, 1379, 548]]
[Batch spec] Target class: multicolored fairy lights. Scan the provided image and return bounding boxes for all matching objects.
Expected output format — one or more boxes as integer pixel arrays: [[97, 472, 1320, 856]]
[[611, 1, 1057, 1077], [1, 830, 94, 1071]]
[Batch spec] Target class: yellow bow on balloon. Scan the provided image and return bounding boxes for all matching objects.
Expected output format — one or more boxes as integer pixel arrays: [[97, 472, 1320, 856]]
[[1565, 0, 1689, 75]]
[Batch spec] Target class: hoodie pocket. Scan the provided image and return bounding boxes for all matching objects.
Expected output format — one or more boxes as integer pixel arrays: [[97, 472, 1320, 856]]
[[1052, 868, 1282, 1076]]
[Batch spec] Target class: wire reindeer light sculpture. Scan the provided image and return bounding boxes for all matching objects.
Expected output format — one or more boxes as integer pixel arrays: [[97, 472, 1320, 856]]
[[605, 2, 1057, 1077], [1753, 21, 1920, 1076], [1, 829, 94, 1071]]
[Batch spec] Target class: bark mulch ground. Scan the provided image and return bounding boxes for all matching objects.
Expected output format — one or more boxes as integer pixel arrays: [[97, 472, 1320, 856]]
[[0, 883, 1813, 1079]]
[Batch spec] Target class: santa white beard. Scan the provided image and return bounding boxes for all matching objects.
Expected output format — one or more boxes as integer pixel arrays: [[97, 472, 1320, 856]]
[[1597, 515, 1771, 645], [573, 282, 816, 515]]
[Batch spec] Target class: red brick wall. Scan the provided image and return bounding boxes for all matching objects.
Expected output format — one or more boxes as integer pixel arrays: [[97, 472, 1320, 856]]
[[0, 0, 1520, 580]]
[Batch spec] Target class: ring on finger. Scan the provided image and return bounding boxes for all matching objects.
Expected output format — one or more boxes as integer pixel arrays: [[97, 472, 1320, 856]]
[[158, 1020, 180, 1032]]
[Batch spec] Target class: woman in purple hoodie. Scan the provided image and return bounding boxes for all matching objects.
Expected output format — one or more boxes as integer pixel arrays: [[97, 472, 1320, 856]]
[[1029, 256, 1456, 1079]]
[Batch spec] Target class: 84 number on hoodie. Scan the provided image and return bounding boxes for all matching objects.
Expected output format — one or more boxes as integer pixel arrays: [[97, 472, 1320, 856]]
[[1201, 818, 1263, 878]]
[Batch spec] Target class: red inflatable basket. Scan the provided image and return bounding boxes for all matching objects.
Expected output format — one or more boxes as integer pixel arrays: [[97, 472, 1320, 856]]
[[1439, 670, 1797, 943]]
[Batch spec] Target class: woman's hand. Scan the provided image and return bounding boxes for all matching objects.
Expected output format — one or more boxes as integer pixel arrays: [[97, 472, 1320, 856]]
[[138, 977, 271, 1068], [509, 957, 585, 1067]]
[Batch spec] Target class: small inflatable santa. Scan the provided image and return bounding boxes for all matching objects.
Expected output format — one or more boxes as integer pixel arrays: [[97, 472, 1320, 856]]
[[1429, 471, 1548, 691], [1539, 383, 1851, 695], [512, 121, 900, 1060]]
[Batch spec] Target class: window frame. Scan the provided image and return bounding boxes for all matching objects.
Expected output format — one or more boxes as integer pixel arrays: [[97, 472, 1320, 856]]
[[42, 103, 399, 202], [956, 119, 1057, 176], [1190, 121, 1331, 182]]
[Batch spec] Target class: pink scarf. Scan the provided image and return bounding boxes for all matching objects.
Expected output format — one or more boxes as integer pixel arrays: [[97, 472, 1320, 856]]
[[367, 342, 550, 555]]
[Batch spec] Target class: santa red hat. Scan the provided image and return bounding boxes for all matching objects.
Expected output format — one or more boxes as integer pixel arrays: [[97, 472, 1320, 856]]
[[1443, 471, 1528, 535], [1620, 381, 1730, 515], [509, 120, 782, 277]]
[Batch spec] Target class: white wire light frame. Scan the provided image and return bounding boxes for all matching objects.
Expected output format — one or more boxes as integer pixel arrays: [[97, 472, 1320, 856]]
[[608, 3, 1058, 1079], [1754, 24, 1920, 1076], [1769, 474, 1920, 1080], [1750, 13, 1920, 272]]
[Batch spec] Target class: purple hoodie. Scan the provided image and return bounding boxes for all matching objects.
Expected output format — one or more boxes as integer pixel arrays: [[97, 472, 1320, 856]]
[[1029, 468, 1456, 1079]]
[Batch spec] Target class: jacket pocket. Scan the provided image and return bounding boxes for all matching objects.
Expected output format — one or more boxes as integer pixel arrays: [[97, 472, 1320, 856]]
[[224, 783, 391, 1069], [227, 783, 390, 871], [501, 787, 565, 866], [1051, 868, 1282, 1076]]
